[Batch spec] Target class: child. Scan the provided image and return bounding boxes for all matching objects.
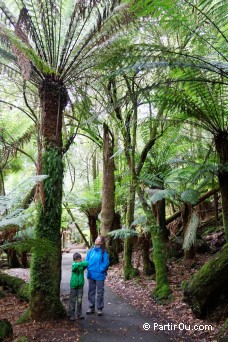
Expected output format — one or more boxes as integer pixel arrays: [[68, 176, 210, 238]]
[[68, 252, 88, 320]]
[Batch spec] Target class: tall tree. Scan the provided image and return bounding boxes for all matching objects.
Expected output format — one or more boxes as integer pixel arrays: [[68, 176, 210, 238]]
[[100, 123, 115, 236], [0, 0, 127, 319]]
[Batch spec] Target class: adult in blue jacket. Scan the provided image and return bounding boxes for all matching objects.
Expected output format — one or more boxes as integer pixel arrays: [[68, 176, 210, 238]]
[[85, 235, 109, 316]]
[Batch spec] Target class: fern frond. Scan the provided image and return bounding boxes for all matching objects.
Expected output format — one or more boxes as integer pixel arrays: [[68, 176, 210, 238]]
[[149, 189, 176, 204], [0, 237, 56, 255], [181, 189, 200, 205], [182, 210, 200, 251], [108, 227, 138, 239]]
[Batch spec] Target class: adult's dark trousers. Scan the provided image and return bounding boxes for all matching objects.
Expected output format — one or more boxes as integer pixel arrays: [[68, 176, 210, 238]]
[[88, 279, 105, 310]]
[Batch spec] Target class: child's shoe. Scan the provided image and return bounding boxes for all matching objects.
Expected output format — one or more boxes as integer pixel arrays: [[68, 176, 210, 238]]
[[77, 314, 84, 319]]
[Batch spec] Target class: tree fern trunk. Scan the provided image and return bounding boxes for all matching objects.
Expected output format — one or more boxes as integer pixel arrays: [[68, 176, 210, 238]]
[[87, 211, 99, 243], [215, 132, 228, 241], [123, 183, 139, 280], [29, 78, 67, 320], [100, 123, 119, 263], [141, 233, 155, 276], [137, 186, 171, 300], [100, 123, 115, 236]]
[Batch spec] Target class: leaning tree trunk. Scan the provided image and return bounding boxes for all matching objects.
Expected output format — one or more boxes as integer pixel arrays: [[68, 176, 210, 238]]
[[215, 132, 228, 241], [29, 78, 68, 320]]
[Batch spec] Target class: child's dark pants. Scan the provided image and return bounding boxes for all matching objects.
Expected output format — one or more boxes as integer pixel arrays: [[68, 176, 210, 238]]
[[68, 288, 83, 318]]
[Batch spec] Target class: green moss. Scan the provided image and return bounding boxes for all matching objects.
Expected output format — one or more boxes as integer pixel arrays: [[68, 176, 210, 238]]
[[13, 337, 30, 342], [151, 226, 172, 301], [0, 273, 29, 302], [0, 319, 13, 340], [152, 284, 173, 302], [0, 288, 6, 298], [124, 266, 139, 280], [184, 243, 228, 318], [217, 319, 228, 341], [16, 308, 31, 324], [29, 148, 65, 320], [181, 280, 188, 290], [123, 237, 139, 280]]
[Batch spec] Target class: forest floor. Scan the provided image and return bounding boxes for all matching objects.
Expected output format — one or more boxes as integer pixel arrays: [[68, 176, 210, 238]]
[[0, 240, 227, 341], [106, 251, 226, 341], [0, 287, 80, 341]]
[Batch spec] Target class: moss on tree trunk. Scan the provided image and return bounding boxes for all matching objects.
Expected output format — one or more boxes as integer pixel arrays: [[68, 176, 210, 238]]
[[151, 225, 172, 301], [30, 149, 64, 319], [29, 78, 67, 320], [215, 132, 228, 241], [123, 183, 139, 280], [141, 233, 155, 276], [137, 186, 171, 301], [183, 243, 228, 318]]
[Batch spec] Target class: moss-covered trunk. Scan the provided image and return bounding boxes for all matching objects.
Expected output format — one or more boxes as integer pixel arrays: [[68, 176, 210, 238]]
[[183, 243, 228, 318], [151, 224, 171, 300], [29, 77, 67, 320], [141, 233, 155, 276], [137, 186, 171, 300], [215, 132, 228, 241], [123, 182, 139, 279]]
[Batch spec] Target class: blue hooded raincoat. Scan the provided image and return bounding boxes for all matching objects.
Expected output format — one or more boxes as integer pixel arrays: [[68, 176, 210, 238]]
[[85, 246, 109, 280]]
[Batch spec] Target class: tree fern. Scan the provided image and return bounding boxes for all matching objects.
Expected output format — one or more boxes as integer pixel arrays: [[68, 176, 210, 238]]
[[182, 210, 200, 252], [108, 227, 138, 239]]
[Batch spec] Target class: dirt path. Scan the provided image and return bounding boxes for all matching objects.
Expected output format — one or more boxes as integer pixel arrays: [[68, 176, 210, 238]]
[[61, 247, 173, 342]]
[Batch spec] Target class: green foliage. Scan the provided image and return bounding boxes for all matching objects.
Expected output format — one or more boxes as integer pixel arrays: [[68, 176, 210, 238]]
[[0, 0, 128, 85], [0, 176, 47, 213], [149, 189, 176, 204], [108, 228, 138, 239], [0, 238, 56, 255], [65, 176, 102, 212], [181, 189, 200, 205], [0, 176, 47, 248], [130, 214, 147, 227]]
